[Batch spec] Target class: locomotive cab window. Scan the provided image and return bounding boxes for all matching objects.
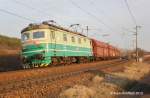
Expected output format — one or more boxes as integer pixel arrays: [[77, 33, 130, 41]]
[[21, 33, 30, 41], [33, 31, 45, 39]]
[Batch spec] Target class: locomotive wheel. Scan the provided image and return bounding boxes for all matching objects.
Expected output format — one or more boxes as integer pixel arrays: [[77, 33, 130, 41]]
[[63, 57, 68, 65], [71, 57, 77, 63], [51, 57, 58, 66], [66, 57, 71, 65]]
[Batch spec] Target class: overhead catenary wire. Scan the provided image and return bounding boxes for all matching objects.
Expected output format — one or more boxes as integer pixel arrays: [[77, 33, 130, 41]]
[[0, 9, 36, 22], [12, 0, 73, 26], [124, 0, 137, 25], [88, 0, 139, 39], [88, 0, 126, 32], [12, 0, 53, 19], [67, 0, 115, 32], [88, 0, 114, 22], [11, 0, 119, 33]]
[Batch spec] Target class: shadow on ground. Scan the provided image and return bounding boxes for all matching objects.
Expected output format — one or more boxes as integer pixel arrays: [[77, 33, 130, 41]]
[[0, 54, 22, 72]]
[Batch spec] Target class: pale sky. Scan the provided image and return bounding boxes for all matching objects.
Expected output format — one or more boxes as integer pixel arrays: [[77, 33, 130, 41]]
[[0, 0, 149, 51]]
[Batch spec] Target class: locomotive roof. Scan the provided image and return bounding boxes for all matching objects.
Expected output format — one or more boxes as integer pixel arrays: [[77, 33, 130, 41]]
[[21, 22, 87, 37]]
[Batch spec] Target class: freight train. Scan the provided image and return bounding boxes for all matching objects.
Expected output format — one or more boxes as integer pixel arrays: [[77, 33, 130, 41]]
[[21, 22, 120, 68]]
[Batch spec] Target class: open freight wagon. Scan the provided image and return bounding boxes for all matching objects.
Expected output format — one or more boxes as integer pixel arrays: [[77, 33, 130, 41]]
[[91, 39, 120, 60]]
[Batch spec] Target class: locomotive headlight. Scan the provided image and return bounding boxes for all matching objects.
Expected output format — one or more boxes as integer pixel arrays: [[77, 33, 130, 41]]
[[22, 56, 27, 62], [42, 50, 45, 53]]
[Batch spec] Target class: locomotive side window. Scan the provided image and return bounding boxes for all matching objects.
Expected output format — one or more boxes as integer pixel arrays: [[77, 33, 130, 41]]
[[78, 38, 81, 44], [33, 31, 45, 39], [71, 36, 75, 42], [84, 38, 86, 42], [90, 40, 92, 45], [63, 34, 67, 41], [21, 33, 29, 41], [51, 31, 55, 39]]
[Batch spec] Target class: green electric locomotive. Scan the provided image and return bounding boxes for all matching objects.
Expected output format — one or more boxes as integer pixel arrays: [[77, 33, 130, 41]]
[[21, 22, 93, 68]]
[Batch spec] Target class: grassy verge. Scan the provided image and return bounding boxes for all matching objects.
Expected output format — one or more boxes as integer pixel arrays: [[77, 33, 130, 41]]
[[59, 62, 150, 98]]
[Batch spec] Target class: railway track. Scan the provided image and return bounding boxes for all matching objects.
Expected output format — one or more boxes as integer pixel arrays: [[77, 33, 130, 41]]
[[0, 59, 122, 83], [0, 59, 131, 97]]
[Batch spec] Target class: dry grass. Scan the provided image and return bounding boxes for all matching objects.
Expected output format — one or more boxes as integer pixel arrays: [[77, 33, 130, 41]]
[[59, 75, 120, 98], [0, 73, 94, 98], [59, 85, 95, 98], [60, 62, 150, 98], [92, 75, 104, 84], [112, 63, 150, 81], [0, 49, 20, 56]]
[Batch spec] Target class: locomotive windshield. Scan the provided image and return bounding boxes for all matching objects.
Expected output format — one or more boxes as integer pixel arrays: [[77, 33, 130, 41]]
[[21, 33, 29, 41], [33, 31, 45, 39]]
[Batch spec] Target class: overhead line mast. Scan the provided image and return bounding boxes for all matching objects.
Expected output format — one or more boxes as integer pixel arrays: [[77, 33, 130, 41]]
[[124, 0, 141, 62], [134, 26, 141, 62]]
